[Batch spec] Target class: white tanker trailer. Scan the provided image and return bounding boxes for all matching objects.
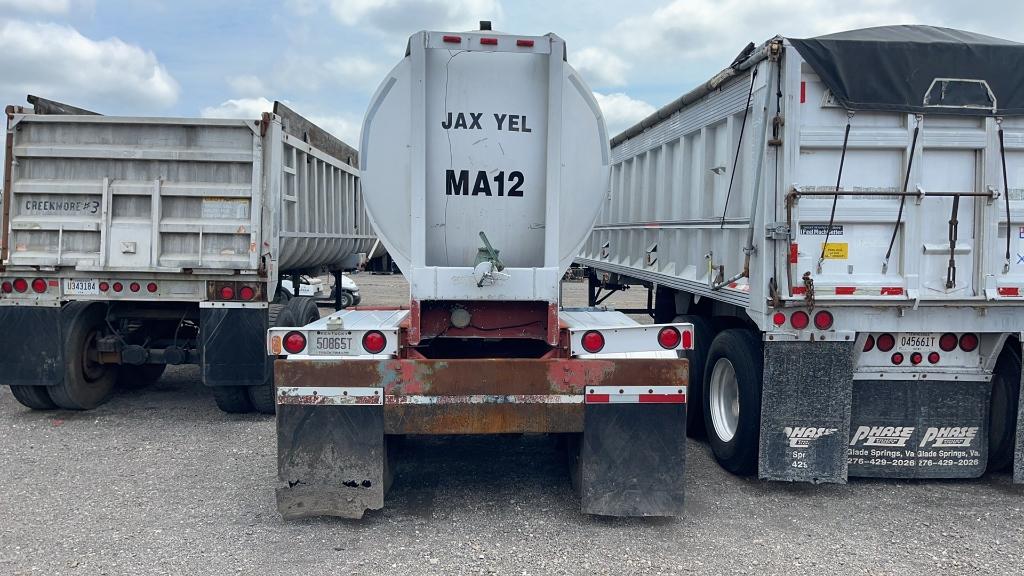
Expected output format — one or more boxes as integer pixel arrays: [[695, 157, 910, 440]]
[[267, 24, 692, 519]]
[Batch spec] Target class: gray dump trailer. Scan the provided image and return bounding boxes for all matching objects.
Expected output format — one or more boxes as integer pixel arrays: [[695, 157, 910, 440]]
[[0, 97, 374, 413]]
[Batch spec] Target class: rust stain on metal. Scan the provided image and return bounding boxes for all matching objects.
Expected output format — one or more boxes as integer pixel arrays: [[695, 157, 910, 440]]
[[385, 403, 583, 434]]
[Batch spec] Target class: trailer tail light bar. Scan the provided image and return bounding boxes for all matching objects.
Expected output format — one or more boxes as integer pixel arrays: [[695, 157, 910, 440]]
[[268, 309, 409, 357], [585, 386, 687, 404], [568, 323, 694, 356], [857, 332, 983, 373], [208, 281, 262, 302]]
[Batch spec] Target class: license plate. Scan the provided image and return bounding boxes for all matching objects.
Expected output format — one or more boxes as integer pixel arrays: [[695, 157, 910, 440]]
[[64, 278, 99, 295], [310, 331, 355, 355], [899, 333, 937, 350]]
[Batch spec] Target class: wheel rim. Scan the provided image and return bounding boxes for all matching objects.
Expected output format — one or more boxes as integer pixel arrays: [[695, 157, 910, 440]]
[[81, 330, 106, 382], [709, 358, 740, 443]]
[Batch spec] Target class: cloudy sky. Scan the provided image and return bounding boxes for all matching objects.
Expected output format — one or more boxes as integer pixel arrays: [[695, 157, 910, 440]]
[[0, 0, 1022, 145]]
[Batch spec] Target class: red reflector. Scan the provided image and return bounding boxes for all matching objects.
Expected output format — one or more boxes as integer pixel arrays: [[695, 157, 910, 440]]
[[13, 278, 28, 293], [112, 282, 123, 293], [657, 326, 681, 349], [516, 39, 534, 47], [834, 287, 856, 295], [220, 285, 235, 300], [939, 333, 957, 352], [239, 286, 256, 301], [48, 279, 58, 287], [959, 333, 979, 352], [129, 282, 141, 293], [638, 394, 687, 403], [31, 278, 46, 293], [1, 281, 12, 293], [772, 312, 786, 326], [480, 37, 498, 45], [99, 281, 110, 292], [876, 333, 895, 352], [443, 35, 461, 43], [928, 352, 940, 364], [891, 352, 904, 365], [282, 331, 306, 354], [581, 330, 605, 353], [910, 352, 923, 365], [147, 282, 158, 293], [998, 287, 1020, 296], [789, 243, 798, 264], [585, 393, 611, 403], [880, 287, 904, 296], [681, 330, 693, 349], [791, 286, 807, 295], [790, 311, 809, 330], [863, 334, 875, 352], [362, 331, 387, 354], [813, 310, 833, 330], [800, 81, 806, 103]]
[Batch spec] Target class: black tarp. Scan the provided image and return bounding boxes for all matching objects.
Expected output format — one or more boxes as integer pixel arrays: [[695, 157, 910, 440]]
[[790, 25, 1024, 116]]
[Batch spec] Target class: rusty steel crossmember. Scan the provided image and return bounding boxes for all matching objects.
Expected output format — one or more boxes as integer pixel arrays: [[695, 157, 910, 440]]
[[275, 358, 689, 434]]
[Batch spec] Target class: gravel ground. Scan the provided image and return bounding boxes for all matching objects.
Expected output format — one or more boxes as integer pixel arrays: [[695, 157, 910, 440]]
[[2, 272, 1022, 575]]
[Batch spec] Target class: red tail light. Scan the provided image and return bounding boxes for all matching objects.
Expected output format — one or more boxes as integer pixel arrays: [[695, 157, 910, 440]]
[[681, 329, 693, 349], [928, 352, 940, 364], [239, 286, 256, 301], [863, 334, 875, 352], [939, 333, 957, 352], [31, 278, 47, 293], [516, 39, 534, 47], [813, 310, 833, 330], [220, 285, 235, 300], [657, 326, 681, 349], [443, 35, 461, 43], [581, 330, 605, 353], [147, 282, 158, 293], [99, 281, 110, 292], [910, 352, 923, 365], [12, 278, 28, 293], [282, 331, 306, 354], [129, 282, 141, 293], [891, 352, 904, 365], [959, 333, 979, 352], [790, 311, 809, 330], [480, 37, 498, 45], [1, 281, 12, 293], [876, 333, 895, 352], [362, 331, 387, 354], [112, 282, 124, 293], [772, 312, 785, 326]]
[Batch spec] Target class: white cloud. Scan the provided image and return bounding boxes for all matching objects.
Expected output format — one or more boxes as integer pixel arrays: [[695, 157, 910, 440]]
[[572, 46, 628, 87], [324, 56, 384, 90], [200, 97, 274, 119], [325, 0, 503, 34], [307, 114, 361, 144], [593, 92, 655, 137], [0, 20, 178, 110], [0, 0, 73, 14], [226, 75, 266, 96]]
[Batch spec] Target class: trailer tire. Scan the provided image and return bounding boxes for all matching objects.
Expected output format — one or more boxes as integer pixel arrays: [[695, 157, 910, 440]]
[[286, 296, 321, 326], [987, 343, 1021, 472], [675, 315, 716, 438], [9, 385, 56, 410], [118, 364, 167, 389], [248, 304, 297, 415], [49, 302, 117, 410], [703, 328, 762, 475], [212, 386, 253, 414]]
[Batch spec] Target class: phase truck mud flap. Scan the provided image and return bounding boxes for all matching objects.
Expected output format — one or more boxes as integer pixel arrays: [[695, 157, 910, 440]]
[[581, 387, 687, 517], [848, 380, 988, 479], [759, 340, 855, 483], [200, 307, 268, 387], [0, 306, 63, 386], [276, 387, 386, 520]]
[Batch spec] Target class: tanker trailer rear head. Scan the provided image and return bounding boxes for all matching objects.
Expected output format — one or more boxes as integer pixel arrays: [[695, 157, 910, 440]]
[[268, 24, 694, 519]]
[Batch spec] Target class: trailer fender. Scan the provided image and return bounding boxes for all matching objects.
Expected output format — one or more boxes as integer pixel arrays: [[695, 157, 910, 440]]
[[0, 306, 63, 386], [759, 340, 855, 484]]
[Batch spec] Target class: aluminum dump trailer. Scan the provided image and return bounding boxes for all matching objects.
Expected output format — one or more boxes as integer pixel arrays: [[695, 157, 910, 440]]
[[1, 97, 374, 413], [580, 26, 1024, 483], [268, 24, 692, 519]]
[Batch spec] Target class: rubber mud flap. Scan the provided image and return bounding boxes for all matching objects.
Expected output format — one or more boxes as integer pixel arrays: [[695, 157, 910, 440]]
[[759, 340, 854, 483], [850, 379, 988, 479], [1017, 338, 1024, 483], [200, 307, 267, 387], [0, 306, 63, 386], [276, 404, 385, 519], [581, 403, 686, 517]]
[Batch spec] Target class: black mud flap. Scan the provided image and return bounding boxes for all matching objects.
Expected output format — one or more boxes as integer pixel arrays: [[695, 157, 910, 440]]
[[0, 306, 63, 386], [580, 403, 686, 516], [1017, 339, 1024, 483], [276, 404, 385, 519], [759, 340, 855, 483], [200, 307, 267, 387], [850, 379, 988, 479]]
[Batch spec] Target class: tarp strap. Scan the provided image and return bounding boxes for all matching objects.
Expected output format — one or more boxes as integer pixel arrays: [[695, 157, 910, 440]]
[[883, 115, 922, 273], [818, 111, 854, 273], [719, 67, 758, 229], [998, 118, 1012, 272]]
